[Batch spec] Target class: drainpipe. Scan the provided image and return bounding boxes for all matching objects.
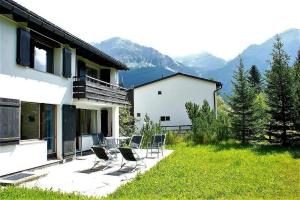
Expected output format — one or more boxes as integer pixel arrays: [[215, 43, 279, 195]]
[[213, 83, 223, 117]]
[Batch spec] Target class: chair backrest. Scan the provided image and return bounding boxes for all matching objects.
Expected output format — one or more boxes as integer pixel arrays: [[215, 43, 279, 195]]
[[130, 135, 143, 149], [97, 132, 106, 144], [118, 147, 137, 161], [153, 134, 163, 144], [91, 146, 109, 161], [106, 138, 117, 149]]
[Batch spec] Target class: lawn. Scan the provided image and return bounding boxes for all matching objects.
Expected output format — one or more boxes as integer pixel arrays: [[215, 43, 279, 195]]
[[0, 142, 299, 199]]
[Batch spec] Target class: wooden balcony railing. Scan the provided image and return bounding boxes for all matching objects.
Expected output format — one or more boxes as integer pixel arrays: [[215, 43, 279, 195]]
[[73, 76, 128, 105]]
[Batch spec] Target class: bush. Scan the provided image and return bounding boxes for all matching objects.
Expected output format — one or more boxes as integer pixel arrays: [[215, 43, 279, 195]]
[[140, 114, 162, 147], [165, 131, 191, 145]]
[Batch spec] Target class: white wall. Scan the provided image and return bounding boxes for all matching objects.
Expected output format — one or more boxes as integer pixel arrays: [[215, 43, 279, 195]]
[[134, 75, 217, 129], [0, 140, 47, 176]]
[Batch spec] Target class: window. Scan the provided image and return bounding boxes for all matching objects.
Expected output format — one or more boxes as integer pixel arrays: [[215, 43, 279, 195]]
[[86, 67, 98, 79], [77, 109, 98, 135], [160, 116, 170, 122], [34, 47, 47, 72], [158, 91, 162, 95], [137, 113, 141, 117], [30, 39, 54, 74], [21, 101, 56, 152]]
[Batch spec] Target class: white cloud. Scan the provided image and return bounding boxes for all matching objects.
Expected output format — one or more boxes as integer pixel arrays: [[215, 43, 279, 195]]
[[15, 0, 300, 60]]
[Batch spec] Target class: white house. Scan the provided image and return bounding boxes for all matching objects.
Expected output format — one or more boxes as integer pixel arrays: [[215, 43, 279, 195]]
[[131, 73, 222, 130], [0, 1, 128, 176]]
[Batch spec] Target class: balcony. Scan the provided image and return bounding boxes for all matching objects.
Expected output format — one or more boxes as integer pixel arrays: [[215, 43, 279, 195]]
[[73, 76, 128, 105]]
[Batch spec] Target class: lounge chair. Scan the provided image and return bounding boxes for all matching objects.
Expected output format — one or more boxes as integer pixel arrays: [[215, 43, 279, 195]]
[[118, 147, 146, 171], [146, 134, 166, 158], [96, 132, 106, 146], [90, 146, 115, 170], [129, 135, 143, 149], [105, 138, 119, 157]]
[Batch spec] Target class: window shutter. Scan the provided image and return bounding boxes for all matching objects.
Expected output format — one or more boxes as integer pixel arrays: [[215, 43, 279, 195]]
[[16, 28, 31, 66], [62, 104, 76, 157], [63, 48, 72, 78], [77, 60, 86, 78], [46, 49, 54, 74], [0, 98, 20, 146]]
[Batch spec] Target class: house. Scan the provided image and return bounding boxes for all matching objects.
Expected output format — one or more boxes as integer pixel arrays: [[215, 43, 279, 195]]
[[0, 0, 128, 176], [130, 73, 222, 130]]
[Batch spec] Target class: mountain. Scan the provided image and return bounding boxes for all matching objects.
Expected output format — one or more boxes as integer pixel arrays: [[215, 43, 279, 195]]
[[203, 28, 300, 94], [174, 52, 226, 75], [93, 29, 300, 94], [93, 37, 196, 87]]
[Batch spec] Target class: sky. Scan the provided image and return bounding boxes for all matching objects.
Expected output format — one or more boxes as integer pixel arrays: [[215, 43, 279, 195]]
[[15, 0, 300, 60]]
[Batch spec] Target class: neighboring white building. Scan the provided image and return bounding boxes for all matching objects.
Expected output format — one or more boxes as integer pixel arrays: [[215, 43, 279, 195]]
[[132, 73, 222, 130], [0, 1, 128, 176]]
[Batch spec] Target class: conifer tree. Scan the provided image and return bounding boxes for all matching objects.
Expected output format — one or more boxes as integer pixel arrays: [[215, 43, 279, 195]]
[[265, 36, 294, 145], [229, 57, 256, 144], [292, 50, 300, 131], [248, 65, 262, 93]]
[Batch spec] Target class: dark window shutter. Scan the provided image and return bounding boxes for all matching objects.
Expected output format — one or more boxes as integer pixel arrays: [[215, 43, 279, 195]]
[[77, 60, 86, 78], [16, 28, 31, 66], [100, 69, 111, 83], [62, 104, 76, 156], [63, 48, 72, 78], [47, 48, 54, 74], [0, 98, 20, 146]]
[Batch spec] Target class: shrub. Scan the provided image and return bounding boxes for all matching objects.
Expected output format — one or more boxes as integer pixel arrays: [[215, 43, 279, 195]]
[[140, 114, 162, 147]]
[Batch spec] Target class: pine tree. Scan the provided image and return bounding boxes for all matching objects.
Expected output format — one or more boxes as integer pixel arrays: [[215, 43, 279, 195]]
[[248, 65, 262, 93], [292, 50, 300, 131], [265, 35, 294, 145], [229, 57, 256, 144]]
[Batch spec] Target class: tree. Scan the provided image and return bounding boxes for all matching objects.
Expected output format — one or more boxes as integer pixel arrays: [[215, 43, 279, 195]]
[[292, 50, 300, 131], [265, 35, 294, 145], [229, 57, 256, 144], [119, 105, 136, 137], [248, 65, 263, 93]]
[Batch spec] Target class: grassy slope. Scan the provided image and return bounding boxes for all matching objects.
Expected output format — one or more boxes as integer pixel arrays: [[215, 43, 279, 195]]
[[0, 143, 299, 200]]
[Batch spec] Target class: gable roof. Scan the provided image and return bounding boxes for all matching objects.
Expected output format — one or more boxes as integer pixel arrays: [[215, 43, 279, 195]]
[[0, 0, 128, 70], [133, 72, 222, 89]]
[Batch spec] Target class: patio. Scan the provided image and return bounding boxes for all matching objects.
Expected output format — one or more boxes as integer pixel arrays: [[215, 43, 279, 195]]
[[20, 149, 173, 197]]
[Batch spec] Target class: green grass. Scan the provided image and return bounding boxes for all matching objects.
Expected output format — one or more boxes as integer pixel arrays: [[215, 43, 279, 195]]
[[0, 142, 299, 199], [105, 143, 300, 199]]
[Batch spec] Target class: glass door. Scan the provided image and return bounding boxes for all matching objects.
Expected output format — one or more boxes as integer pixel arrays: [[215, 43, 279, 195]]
[[40, 104, 56, 155]]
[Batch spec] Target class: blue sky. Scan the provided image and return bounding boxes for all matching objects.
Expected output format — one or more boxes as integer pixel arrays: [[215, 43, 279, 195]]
[[15, 0, 300, 60]]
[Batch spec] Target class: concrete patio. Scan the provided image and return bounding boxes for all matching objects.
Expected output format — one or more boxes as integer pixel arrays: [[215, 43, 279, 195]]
[[20, 149, 172, 197]]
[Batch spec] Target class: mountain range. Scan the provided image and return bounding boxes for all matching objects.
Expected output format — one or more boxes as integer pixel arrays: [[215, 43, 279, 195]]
[[94, 28, 300, 94]]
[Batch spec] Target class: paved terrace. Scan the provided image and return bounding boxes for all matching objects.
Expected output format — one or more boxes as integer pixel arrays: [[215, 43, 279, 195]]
[[21, 149, 173, 197]]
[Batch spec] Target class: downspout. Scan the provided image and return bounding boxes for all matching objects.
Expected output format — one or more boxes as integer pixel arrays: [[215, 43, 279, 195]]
[[213, 83, 223, 117]]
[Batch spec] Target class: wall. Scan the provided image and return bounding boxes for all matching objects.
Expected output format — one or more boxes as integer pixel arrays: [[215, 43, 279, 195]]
[[0, 140, 47, 176], [134, 75, 217, 129]]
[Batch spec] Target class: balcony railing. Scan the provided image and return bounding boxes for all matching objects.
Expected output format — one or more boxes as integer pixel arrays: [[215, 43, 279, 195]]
[[73, 76, 128, 105]]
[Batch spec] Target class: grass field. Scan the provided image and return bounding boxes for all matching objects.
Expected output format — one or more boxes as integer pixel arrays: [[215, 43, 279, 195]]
[[1, 142, 299, 199]]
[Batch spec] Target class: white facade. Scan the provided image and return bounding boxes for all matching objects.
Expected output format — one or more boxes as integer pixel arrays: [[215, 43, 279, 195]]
[[0, 12, 125, 176], [133, 74, 220, 129]]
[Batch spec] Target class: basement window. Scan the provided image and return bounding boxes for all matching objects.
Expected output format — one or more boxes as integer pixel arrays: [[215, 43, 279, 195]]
[[137, 113, 141, 117], [158, 91, 162, 95]]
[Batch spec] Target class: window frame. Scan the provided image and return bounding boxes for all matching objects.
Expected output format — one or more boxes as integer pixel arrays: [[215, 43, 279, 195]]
[[30, 39, 54, 74]]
